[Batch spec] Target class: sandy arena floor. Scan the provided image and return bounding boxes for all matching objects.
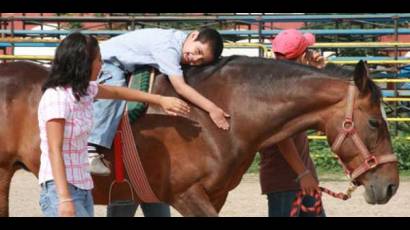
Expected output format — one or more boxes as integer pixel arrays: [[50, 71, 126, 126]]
[[9, 170, 410, 217]]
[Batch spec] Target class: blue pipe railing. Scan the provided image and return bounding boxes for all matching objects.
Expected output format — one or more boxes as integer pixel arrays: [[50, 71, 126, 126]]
[[2, 29, 410, 37], [217, 14, 410, 22], [2, 14, 410, 23]]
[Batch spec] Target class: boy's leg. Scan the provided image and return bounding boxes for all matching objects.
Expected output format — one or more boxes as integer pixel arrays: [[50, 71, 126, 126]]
[[88, 63, 127, 175], [88, 62, 127, 149]]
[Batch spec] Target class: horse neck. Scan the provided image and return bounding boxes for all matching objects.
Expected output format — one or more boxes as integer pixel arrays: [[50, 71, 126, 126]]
[[237, 76, 350, 150]]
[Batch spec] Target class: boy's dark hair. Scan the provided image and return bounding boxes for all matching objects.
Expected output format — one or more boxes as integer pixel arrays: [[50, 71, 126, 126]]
[[42, 32, 99, 101], [194, 27, 224, 62]]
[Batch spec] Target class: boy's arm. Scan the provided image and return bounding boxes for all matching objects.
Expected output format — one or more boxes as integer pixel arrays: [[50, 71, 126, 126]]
[[276, 138, 320, 195], [169, 75, 230, 130]]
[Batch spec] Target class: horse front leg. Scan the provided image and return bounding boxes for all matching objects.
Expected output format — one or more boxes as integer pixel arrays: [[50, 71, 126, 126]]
[[171, 183, 218, 217], [0, 165, 16, 217], [211, 193, 229, 214]]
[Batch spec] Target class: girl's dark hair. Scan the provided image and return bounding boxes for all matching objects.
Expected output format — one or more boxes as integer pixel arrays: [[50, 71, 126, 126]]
[[42, 32, 99, 101]]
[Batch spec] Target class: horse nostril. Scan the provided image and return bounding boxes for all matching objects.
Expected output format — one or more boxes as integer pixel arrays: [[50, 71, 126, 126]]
[[386, 184, 398, 197]]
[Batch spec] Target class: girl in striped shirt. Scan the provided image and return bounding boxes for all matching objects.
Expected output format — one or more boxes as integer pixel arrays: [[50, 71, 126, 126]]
[[38, 32, 190, 217]]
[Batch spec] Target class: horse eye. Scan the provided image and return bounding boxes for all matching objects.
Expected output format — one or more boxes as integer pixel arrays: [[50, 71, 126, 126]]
[[368, 119, 380, 128]]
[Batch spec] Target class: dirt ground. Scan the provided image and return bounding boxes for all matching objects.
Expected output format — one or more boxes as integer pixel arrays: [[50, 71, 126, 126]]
[[9, 170, 410, 217]]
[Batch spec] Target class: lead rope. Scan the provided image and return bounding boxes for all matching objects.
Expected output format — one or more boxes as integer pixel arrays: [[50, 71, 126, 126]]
[[290, 184, 357, 217]]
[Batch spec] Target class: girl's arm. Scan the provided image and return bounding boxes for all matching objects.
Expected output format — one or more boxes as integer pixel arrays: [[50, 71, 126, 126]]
[[46, 119, 75, 217], [95, 84, 190, 117]]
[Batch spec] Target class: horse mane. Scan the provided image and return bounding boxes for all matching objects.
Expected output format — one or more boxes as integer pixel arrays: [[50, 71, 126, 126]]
[[182, 56, 381, 105], [182, 55, 242, 85], [321, 63, 354, 80], [320, 63, 381, 105]]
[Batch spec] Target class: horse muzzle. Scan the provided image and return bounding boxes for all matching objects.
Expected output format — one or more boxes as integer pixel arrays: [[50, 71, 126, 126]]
[[362, 170, 399, 204]]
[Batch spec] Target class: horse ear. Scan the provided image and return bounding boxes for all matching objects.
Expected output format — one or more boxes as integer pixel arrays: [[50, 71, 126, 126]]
[[353, 60, 370, 93]]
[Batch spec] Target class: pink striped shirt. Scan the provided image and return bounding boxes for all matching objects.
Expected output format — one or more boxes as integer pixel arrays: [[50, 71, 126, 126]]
[[38, 81, 98, 190]]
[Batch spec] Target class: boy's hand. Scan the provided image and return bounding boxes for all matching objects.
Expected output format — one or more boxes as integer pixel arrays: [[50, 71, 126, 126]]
[[209, 107, 230, 130], [159, 96, 190, 117], [299, 173, 320, 196]]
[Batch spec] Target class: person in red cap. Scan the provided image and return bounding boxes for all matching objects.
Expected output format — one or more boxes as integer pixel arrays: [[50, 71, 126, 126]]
[[272, 29, 325, 67], [259, 29, 326, 217]]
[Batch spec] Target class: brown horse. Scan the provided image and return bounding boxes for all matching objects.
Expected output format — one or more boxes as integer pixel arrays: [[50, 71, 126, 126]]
[[0, 56, 399, 217]]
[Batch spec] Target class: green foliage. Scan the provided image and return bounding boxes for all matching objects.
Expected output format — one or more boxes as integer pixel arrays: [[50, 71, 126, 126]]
[[55, 13, 83, 29], [68, 22, 82, 29], [309, 141, 340, 171], [246, 153, 260, 174], [246, 137, 410, 174], [309, 137, 410, 171], [392, 137, 410, 170]]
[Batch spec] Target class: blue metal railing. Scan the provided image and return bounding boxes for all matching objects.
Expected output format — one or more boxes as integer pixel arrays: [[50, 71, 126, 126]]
[[217, 14, 410, 23], [2, 28, 410, 37], [2, 14, 410, 23]]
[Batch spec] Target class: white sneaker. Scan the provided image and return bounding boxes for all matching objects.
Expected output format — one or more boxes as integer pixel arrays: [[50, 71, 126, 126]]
[[88, 152, 111, 176]]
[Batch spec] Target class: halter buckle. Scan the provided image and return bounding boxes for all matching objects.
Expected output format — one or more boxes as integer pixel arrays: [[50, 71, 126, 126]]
[[365, 155, 378, 169], [345, 182, 358, 198]]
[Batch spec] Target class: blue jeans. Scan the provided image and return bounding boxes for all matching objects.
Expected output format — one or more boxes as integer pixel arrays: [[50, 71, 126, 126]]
[[39, 180, 94, 217], [267, 191, 326, 217], [88, 63, 127, 149]]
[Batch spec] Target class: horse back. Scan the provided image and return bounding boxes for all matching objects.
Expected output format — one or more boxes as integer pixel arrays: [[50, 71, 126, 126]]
[[0, 61, 49, 166]]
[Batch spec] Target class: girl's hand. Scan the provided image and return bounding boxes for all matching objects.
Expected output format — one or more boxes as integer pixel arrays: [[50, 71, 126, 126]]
[[59, 200, 76, 217], [159, 96, 191, 117]]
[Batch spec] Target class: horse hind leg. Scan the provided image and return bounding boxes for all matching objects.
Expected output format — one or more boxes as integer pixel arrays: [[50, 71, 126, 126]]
[[0, 165, 17, 217], [171, 183, 218, 217]]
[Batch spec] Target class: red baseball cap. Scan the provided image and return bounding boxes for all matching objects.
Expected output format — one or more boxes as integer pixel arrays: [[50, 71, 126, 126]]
[[272, 29, 316, 60]]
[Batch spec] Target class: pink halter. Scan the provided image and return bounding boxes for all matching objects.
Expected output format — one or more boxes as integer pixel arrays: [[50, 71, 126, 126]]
[[330, 83, 397, 183]]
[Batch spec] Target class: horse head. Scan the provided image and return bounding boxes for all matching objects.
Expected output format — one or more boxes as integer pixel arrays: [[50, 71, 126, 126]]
[[323, 60, 399, 204]]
